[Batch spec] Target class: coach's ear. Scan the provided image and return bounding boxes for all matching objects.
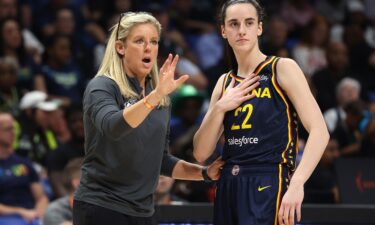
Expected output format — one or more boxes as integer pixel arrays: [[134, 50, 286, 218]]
[[115, 41, 125, 56]]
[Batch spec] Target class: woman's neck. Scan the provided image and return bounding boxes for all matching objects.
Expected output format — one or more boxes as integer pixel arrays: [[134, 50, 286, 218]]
[[235, 48, 266, 77]]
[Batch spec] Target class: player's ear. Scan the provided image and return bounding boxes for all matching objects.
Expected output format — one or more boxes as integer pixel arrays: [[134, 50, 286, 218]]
[[257, 22, 263, 37], [221, 25, 227, 39]]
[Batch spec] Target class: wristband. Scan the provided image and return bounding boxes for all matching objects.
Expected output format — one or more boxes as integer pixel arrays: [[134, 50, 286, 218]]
[[202, 166, 212, 182], [143, 97, 155, 109]]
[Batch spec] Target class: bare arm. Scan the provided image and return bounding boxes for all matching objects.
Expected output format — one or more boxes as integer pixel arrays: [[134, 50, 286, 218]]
[[31, 182, 49, 218], [193, 74, 260, 162], [276, 58, 329, 225], [193, 75, 226, 162], [0, 204, 38, 222], [171, 157, 224, 181]]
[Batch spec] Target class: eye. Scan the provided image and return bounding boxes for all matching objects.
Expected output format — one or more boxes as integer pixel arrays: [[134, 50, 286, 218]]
[[135, 39, 144, 44], [151, 40, 158, 45], [230, 22, 238, 27], [246, 21, 254, 26]]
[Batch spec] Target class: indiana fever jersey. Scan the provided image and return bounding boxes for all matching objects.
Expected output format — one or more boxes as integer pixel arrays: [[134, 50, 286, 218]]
[[222, 56, 298, 170]]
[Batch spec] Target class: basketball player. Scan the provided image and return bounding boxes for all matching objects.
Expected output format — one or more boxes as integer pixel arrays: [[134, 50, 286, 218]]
[[193, 1, 329, 225]]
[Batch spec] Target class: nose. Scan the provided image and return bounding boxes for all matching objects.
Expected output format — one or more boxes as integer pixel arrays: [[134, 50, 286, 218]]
[[144, 42, 152, 52], [239, 23, 246, 36]]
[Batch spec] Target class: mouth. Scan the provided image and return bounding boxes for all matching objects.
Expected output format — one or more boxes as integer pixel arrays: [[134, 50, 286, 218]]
[[236, 38, 248, 42], [142, 57, 151, 63]]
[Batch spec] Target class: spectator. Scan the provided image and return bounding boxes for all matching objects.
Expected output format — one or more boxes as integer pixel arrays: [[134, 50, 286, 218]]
[[261, 16, 290, 57], [0, 112, 48, 225], [280, 0, 316, 39], [292, 15, 329, 77], [341, 100, 368, 157], [314, 0, 346, 25], [0, 18, 41, 93], [324, 78, 361, 135], [344, 100, 375, 158], [0, 0, 44, 63], [312, 41, 356, 112], [47, 105, 84, 198], [36, 34, 85, 107], [0, 56, 21, 116], [343, 23, 375, 87], [169, 0, 224, 78], [15, 91, 60, 168], [48, 108, 71, 144], [43, 158, 83, 225]]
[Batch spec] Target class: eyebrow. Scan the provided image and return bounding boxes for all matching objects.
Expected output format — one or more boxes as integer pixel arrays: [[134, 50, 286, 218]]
[[131, 35, 159, 40], [227, 17, 255, 23]]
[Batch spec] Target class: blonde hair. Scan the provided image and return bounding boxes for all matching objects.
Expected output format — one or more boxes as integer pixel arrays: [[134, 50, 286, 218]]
[[97, 12, 169, 106]]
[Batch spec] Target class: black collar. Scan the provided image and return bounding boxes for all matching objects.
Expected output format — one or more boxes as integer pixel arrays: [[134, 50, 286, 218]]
[[126, 75, 152, 96]]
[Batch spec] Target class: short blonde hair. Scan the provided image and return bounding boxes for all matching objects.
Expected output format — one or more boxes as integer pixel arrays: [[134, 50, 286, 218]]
[[97, 12, 169, 106]]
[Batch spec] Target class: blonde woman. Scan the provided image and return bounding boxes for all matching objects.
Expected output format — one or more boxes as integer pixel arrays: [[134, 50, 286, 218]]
[[73, 12, 224, 225]]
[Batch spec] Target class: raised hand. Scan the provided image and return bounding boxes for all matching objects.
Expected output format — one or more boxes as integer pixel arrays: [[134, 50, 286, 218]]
[[207, 156, 225, 180], [217, 74, 260, 112], [156, 54, 189, 97]]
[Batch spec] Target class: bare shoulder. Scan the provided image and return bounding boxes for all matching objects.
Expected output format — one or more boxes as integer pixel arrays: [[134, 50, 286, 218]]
[[276, 57, 301, 74], [276, 57, 306, 89]]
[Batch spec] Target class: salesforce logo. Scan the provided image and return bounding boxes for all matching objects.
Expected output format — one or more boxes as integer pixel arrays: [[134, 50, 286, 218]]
[[227, 136, 259, 147]]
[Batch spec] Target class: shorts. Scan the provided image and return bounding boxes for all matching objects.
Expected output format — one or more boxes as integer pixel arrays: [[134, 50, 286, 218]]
[[213, 164, 289, 225]]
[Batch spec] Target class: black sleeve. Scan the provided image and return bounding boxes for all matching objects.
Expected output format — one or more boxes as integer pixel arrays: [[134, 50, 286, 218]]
[[160, 105, 180, 176], [84, 77, 133, 140]]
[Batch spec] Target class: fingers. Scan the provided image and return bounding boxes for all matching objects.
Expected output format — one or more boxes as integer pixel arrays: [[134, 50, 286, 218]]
[[240, 76, 260, 89], [226, 77, 235, 90], [169, 54, 179, 76], [240, 93, 255, 102], [279, 204, 299, 225], [296, 203, 301, 222], [216, 157, 225, 166], [160, 54, 172, 74], [289, 206, 295, 225], [234, 76, 260, 96], [283, 205, 290, 225], [242, 81, 260, 96], [237, 73, 258, 87], [278, 204, 284, 225], [216, 160, 225, 167], [175, 74, 189, 86]]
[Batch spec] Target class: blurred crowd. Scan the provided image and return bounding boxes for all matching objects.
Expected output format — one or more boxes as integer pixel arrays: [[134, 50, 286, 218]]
[[0, 0, 375, 224]]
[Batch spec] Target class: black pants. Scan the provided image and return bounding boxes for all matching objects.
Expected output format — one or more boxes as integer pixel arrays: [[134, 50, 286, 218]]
[[73, 200, 157, 225]]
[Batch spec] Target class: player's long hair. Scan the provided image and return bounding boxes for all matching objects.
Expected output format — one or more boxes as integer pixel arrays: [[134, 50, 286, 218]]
[[97, 12, 169, 106]]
